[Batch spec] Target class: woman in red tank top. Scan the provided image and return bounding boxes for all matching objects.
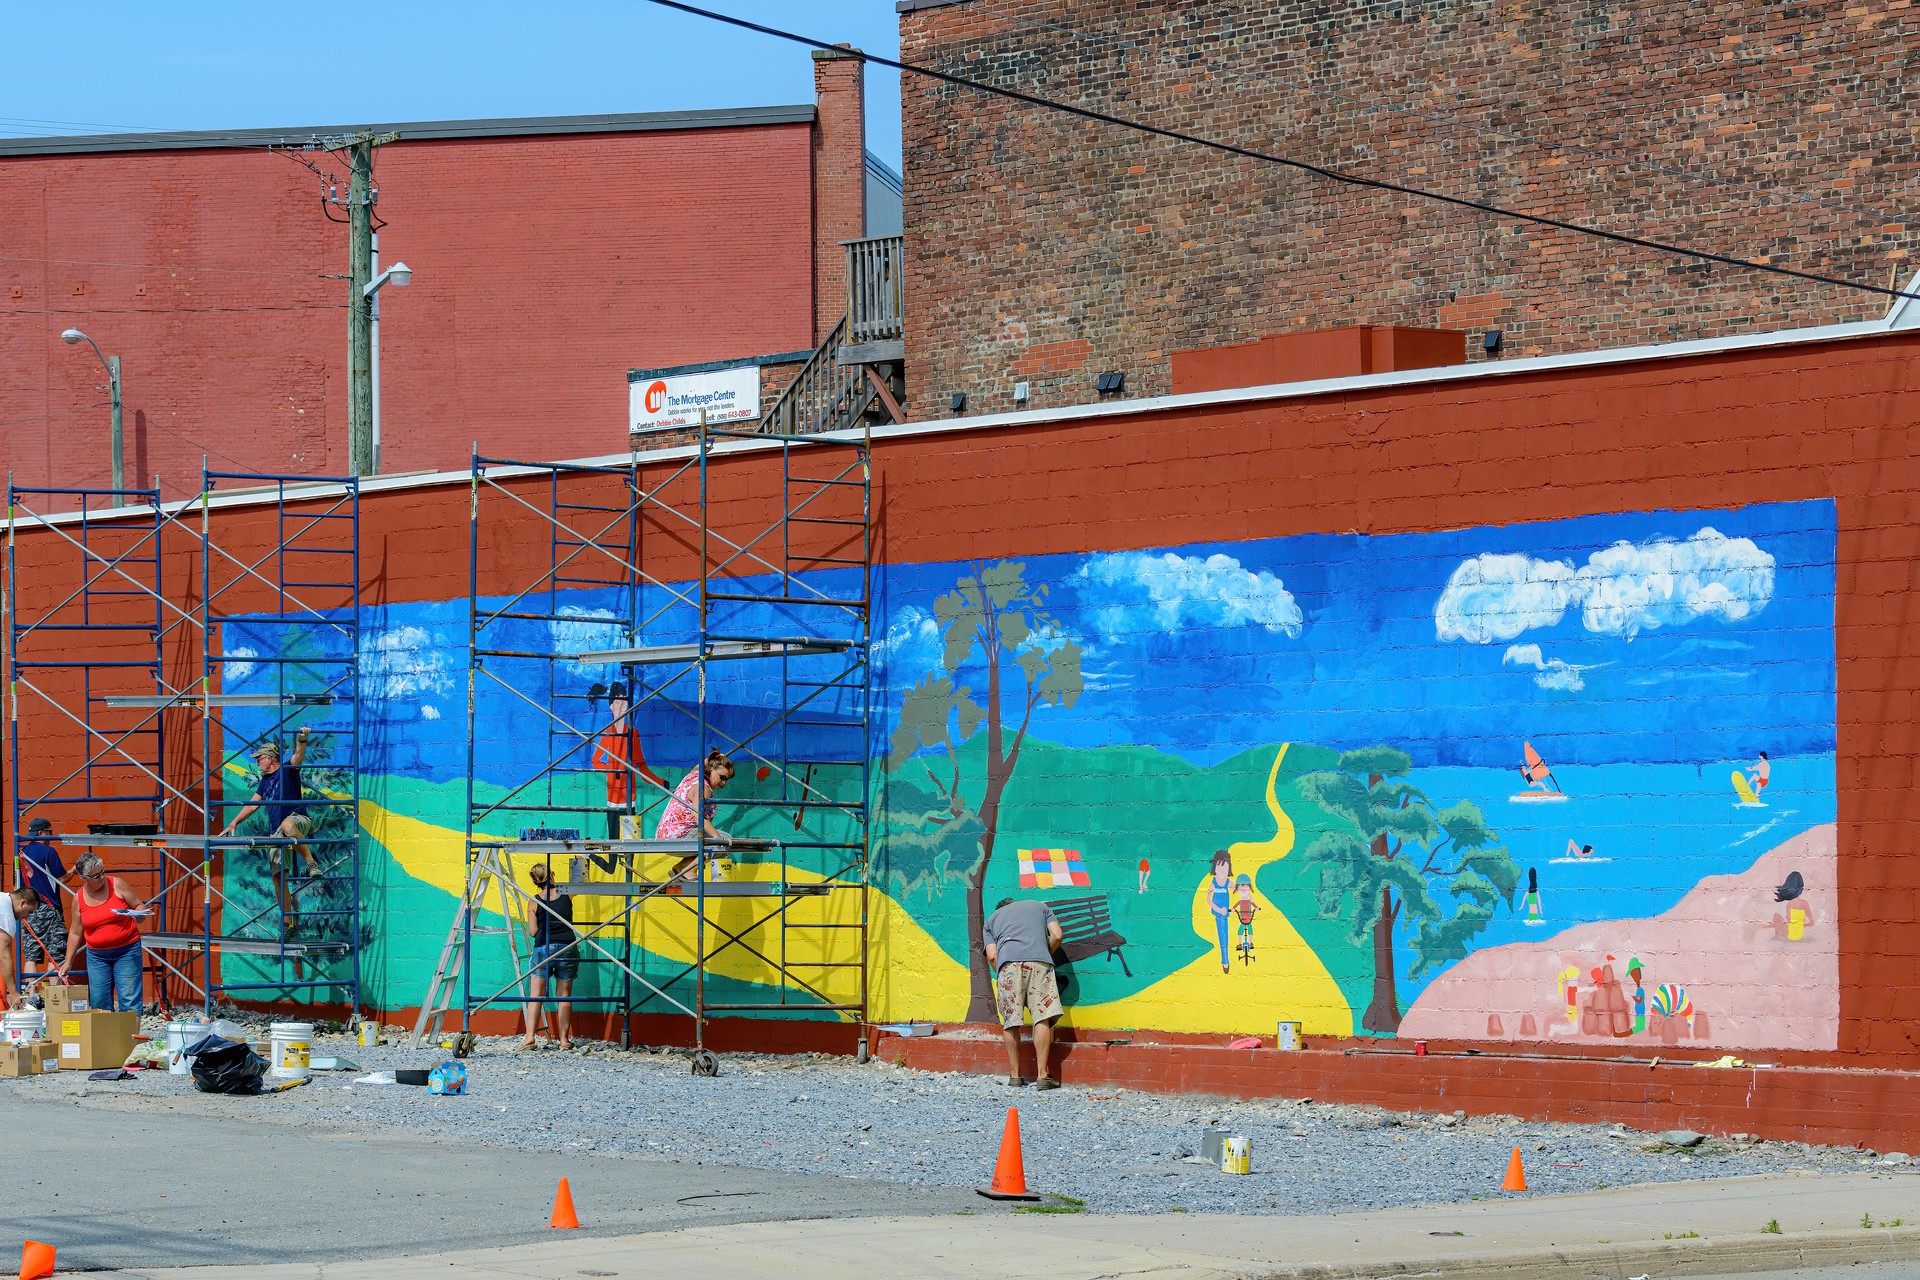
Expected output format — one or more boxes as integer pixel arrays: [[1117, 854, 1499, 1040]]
[[56, 852, 149, 1014]]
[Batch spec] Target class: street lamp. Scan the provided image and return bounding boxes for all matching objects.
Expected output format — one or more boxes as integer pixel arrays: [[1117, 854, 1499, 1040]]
[[362, 235, 412, 474], [60, 328, 124, 506]]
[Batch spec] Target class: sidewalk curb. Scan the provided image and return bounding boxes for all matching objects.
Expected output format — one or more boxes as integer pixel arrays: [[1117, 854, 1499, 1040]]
[[1256, 1224, 1920, 1279]]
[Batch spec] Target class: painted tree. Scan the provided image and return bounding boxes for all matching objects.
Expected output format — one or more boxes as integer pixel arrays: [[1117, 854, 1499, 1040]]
[[1297, 746, 1515, 1034], [885, 561, 1083, 1021]]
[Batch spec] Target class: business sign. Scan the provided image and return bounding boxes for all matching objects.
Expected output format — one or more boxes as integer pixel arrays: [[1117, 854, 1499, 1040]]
[[629, 365, 760, 433]]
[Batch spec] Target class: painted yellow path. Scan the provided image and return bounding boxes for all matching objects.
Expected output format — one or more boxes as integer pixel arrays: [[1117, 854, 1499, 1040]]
[[1065, 745, 1354, 1036], [356, 795, 966, 1019]]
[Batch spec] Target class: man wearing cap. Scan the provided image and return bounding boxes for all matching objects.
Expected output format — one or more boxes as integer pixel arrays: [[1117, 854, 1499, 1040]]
[[219, 727, 319, 918], [17, 816, 66, 903]]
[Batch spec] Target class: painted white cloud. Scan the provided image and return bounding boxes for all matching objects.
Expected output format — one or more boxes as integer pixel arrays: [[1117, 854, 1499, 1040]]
[[222, 645, 259, 684], [552, 607, 626, 674], [1437, 528, 1774, 644], [1502, 643, 1592, 692], [1435, 554, 1578, 644], [1078, 552, 1302, 641], [1574, 528, 1774, 639], [874, 604, 945, 676], [421, 705, 442, 721], [359, 625, 454, 700]]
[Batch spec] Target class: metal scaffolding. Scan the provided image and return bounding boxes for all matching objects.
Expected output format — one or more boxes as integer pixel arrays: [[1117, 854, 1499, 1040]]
[[6, 469, 363, 1016], [422, 419, 872, 1051]]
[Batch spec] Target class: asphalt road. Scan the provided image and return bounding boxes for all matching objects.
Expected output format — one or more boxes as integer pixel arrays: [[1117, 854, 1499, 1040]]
[[0, 1089, 991, 1271]]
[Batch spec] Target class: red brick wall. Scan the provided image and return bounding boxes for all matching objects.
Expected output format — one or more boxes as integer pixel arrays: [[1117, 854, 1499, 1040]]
[[898, 0, 1920, 418], [10, 327, 1920, 1078], [812, 47, 869, 344], [0, 121, 818, 503]]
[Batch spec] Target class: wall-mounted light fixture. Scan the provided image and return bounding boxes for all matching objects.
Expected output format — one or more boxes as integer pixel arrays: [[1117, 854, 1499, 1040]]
[[1095, 371, 1126, 395], [950, 392, 968, 414], [1483, 330, 1504, 356]]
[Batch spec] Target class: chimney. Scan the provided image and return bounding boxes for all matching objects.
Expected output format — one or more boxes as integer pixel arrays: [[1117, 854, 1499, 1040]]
[[812, 44, 867, 346]]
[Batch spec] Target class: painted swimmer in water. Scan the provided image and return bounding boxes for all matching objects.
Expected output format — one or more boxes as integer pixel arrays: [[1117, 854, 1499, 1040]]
[[1747, 752, 1771, 795]]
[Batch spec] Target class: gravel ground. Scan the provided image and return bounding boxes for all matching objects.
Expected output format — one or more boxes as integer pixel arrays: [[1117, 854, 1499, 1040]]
[[39, 1013, 1896, 1216]]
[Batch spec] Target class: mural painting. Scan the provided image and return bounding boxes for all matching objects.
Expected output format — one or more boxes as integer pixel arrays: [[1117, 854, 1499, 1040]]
[[240, 497, 1837, 1051]]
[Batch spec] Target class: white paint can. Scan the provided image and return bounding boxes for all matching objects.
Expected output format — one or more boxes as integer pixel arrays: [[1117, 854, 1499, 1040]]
[[1222, 1135, 1253, 1175], [2, 1009, 46, 1044], [163, 1019, 214, 1075], [1276, 1021, 1301, 1051], [269, 1021, 314, 1079]]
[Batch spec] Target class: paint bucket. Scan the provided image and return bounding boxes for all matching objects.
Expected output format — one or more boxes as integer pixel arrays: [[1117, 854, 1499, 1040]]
[[1200, 1127, 1229, 1166], [2, 1009, 46, 1044], [1275, 1021, 1301, 1052], [269, 1022, 314, 1080], [1414, 1041, 1428, 1057], [357, 1018, 379, 1048], [1222, 1136, 1253, 1175], [163, 1019, 214, 1075]]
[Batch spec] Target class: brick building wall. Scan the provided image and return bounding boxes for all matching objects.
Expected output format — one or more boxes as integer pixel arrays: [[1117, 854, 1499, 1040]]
[[0, 88, 870, 503], [897, 0, 1920, 418], [10, 324, 1919, 1096]]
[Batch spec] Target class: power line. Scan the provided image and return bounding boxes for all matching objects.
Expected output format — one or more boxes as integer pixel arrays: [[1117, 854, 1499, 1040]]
[[640, 0, 1916, 305], [971, 3, 1905, 226]]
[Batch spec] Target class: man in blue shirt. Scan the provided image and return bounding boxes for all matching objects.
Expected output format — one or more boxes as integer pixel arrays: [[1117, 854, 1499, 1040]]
[[17, 817, 65, 903], [219, 728, 319, 918]]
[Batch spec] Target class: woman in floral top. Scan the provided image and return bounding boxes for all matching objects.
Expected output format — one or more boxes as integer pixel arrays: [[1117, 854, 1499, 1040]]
[[655, 749, 736, 879]]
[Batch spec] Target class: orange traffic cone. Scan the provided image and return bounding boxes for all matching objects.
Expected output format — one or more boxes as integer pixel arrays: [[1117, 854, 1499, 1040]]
[[976, 1106, 1042, 1202], [20, 1239, 57, 1280], [1501, 1147, 1528, 1192], [549, 1177, 580, 1229]]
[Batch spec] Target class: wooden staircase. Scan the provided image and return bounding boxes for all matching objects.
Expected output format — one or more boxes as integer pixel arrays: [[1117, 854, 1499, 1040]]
[[758, 235, 905, 436]]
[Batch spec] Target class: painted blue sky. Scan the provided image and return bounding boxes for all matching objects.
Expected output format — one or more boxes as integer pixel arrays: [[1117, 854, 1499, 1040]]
[[225, 498, 1835, 789], [878, 499, 1837, 772]]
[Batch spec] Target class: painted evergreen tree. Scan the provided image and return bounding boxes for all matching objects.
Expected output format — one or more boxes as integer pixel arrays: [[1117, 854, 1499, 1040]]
[[884, 561, 1083, 1022], [1297, 746, 1515, 1034]]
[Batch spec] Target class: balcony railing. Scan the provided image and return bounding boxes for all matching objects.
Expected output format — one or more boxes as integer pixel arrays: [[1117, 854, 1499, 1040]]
[[844, 235, 904, 345]]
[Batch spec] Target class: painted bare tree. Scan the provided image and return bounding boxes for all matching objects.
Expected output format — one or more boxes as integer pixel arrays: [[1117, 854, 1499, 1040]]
[[1297, 746, 1515, 1034], [885, 561, 1083, 1021]]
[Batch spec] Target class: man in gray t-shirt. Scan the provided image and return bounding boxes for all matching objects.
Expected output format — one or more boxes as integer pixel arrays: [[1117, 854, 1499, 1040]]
[[982, 897, 1065, 1089]]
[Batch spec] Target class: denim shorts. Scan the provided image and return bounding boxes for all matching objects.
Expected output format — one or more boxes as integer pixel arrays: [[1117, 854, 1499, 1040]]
[[531, 943, 578, 983]]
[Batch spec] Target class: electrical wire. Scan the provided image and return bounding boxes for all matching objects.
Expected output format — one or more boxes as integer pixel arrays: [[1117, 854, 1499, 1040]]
[[640, 0, 1917, 304], [968, 3, 1906, 226]]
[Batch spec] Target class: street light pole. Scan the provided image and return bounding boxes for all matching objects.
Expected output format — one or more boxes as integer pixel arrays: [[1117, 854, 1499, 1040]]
[[60, 328, 125, 506], [362, 243, 412, 477]]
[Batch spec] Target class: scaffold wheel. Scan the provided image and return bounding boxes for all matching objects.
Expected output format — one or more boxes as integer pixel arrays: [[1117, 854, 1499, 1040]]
[[454, 1031, 476, 1059], [690, 1049, 720, 1077]]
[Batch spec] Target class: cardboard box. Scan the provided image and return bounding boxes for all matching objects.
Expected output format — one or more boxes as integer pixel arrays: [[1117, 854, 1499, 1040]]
[[51, 1010, 138, 1070], [0, 1043, 61, 1077], [39, 984, 89, 1015]]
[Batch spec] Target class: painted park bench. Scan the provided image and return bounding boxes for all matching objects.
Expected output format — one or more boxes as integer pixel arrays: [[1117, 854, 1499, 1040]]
[[1050, 894, 1131, 977]]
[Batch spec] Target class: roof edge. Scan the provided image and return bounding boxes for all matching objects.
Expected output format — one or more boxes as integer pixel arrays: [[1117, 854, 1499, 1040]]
[[21, 314, 1919, 531], [0, 105, 816, 158]]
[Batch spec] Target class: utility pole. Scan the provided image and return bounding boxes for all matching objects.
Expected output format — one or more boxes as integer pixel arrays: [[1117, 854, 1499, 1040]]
[[346, 137, 375, 477]]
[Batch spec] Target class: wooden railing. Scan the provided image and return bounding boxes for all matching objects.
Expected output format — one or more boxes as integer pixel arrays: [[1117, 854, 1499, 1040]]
[[756, 314, 877, 436], [844, 235, 904, 344]]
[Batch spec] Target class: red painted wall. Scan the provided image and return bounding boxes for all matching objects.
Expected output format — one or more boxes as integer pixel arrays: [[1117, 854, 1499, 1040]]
[[0, 120, 820, 502], [10, 327, 1920, 1104]]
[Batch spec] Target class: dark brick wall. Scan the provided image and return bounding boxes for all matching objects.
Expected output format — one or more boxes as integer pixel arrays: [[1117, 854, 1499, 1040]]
[[899, 0, 1919, 418]]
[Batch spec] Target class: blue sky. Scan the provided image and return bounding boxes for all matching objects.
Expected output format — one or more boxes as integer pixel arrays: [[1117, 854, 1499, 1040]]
[[0, 2, 904, 167]]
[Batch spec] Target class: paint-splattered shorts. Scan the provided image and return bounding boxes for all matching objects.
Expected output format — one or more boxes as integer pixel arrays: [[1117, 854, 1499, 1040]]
[[994, 961, 1063, 1028]]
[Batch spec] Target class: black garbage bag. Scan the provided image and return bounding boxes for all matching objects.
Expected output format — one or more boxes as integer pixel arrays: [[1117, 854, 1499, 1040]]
[[182, 1034, 267, 1095]]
